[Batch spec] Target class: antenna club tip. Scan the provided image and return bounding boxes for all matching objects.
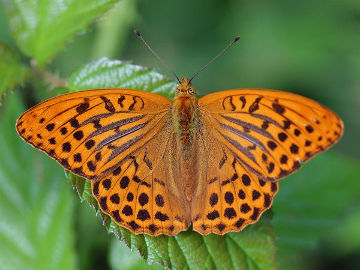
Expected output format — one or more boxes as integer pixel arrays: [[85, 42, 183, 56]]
[[235, 35, 241, 41], [134, 29, 141, 36]]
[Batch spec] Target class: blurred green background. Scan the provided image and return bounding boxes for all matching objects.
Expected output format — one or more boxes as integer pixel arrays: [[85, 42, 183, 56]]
[[0, 0, 359, 269]]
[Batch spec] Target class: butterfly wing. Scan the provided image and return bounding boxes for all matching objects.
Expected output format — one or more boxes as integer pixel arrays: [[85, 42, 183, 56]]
[[198, 89, 343, 181], [191, 89, 343, 235], [92, 129, 191, 236], [17, 89, 190, 235], [16, 89, 171, 180]]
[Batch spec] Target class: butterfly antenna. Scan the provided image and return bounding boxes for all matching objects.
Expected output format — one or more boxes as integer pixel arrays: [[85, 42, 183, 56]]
[[189, 35, 240, 82], [134, 30, 181, 84]]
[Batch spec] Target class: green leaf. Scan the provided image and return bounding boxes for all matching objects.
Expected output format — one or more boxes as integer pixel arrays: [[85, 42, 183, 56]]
[[67, 57, 177, 98], [109, 238, 163, 270], [67, 58, 277, 270], [0, 92, 77, 270], [3, 0, 119, 66], [0, 42, 28, 101], [107, 216, 276, 270], [273, 153, 360, 269]]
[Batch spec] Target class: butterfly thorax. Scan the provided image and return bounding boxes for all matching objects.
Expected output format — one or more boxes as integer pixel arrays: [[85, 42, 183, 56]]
[[173, 78, 198, 155], [173, 78, 199, 200]]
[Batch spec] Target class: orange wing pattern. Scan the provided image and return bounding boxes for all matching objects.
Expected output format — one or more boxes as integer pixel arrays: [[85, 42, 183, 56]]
[[16, 89, 171, 180], [191, 89, 343, 234], [198, 89, 343, 181]]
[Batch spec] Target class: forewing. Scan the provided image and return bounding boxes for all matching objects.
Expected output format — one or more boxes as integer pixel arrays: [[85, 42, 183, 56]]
[[198, 89, 343, 181], [16, 89, 172, 180]]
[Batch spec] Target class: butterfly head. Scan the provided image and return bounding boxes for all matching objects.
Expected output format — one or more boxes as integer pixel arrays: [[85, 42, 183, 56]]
[[175, 78, 196, 97]]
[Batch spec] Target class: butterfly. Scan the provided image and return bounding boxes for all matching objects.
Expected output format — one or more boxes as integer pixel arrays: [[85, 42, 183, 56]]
[[16, 76, 343, 236], [15, 32, 343, 236]]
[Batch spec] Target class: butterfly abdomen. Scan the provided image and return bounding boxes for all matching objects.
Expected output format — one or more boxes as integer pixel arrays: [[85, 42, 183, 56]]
[[172, 94, 199, 200]]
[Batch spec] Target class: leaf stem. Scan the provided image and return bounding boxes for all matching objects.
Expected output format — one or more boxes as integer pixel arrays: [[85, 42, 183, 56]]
[[31, 59, 67, 88]]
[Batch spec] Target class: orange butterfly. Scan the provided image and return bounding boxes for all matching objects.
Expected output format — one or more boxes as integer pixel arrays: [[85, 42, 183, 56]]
[[16, 32, 343, 236]]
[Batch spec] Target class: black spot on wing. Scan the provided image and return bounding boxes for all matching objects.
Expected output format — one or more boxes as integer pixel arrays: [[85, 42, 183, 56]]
[[155, 194, 165, 207], [207, 210, 220, 220], [128, 220, 140, 230], [100, 96, 115, 113], [240, 96, 246, 109], [122, 205, 133, 216], [112, 210, 123, 222], [250, 207, 260, 220], [92, 181, 99, 196], [87, 161, 96, 171], [74, 153, 82, 162], [100, 197, 108, 211], [60, 127, 68, 135], [70, 117, 80, 128], [76, 100, 90, 114], [290, 144, 299, 154], [238, 189, 246, 199], [102, 179, 111, 189], [85, 139, 95, 150], [272, 103, 285, 114], [224, 192, 234, 204], [248, 97, 262, 113], [261, 120, 269, 129], [127, 192, 134, 201], [92, 119, 102, 129], [222, 96, 236, 111], [209, 193, 218, 206], [283, 120, 291, 129], [148, 224, 158, 234], [137, 209, 150, 221], [138, 193, 149, 206], [224, 208, 237, 219], [62, 142, 71, 152], [46, 123, 55, 131], [118, 96, 125, 108], [306, 125, 314, 133], [110, 193, 120, 204], [73, 130, 84, 140], [120, 176, 130, 189], [128, 96, 144, 111], [155, 211, 169, 221]]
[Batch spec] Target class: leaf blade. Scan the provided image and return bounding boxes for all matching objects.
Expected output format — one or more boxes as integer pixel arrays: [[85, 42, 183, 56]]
[[273, 153, 360, 269], [0, 42, 28, 101], [0, 92, 77, 270], [3, 0, 120, 65]]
